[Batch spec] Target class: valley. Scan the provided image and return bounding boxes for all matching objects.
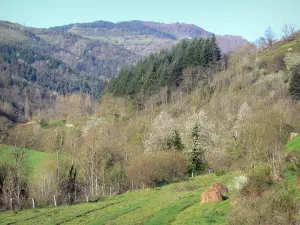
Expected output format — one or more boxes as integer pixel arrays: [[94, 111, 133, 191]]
[[0, 3, 300, 224]]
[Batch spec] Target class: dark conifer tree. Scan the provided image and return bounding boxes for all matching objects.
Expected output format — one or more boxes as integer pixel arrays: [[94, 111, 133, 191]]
[[289, 66, 300, 100], [107, 37, 222, 99]]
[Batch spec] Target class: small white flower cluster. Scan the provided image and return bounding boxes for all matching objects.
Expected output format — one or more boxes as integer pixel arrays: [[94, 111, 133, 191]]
[[233, 175, 249, 191], [284, 52, 300, 69]]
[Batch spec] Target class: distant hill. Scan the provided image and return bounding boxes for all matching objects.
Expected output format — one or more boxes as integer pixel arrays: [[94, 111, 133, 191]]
[[50, 20, 248, 56]]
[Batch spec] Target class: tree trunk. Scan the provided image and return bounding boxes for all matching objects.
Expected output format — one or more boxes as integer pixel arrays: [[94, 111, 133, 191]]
[[95, 177, 98, 197], [102, 186, 105, 196], [53, 195, 57, 207], [10, 198, 13, 211], [68, 193, 71, 204]]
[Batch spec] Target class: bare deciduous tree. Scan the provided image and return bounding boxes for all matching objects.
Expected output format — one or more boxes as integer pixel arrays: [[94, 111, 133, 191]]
[[264, 27, 276, 48], [255, 37, 267, 50], [0, 117, 9, 143], [282, 24, 295, 40]]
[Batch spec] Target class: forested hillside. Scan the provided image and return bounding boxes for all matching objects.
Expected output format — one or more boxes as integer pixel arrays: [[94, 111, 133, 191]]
[[0, 21, 139, 121], [107, 35, 222, 99]]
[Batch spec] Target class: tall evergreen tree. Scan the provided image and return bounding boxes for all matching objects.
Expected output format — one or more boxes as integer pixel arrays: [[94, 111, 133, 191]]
[[211, 34, 221, 62]]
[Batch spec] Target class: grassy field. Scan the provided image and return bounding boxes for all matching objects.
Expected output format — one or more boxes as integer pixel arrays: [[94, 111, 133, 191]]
[[0, 172, 238, 225], [0, 144, 56, 181], [259, 34, 300, 59], [0, 135, 298, 224]]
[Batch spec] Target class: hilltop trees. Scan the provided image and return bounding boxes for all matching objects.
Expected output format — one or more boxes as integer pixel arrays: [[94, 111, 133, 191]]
[[282, 24, 295, 40]]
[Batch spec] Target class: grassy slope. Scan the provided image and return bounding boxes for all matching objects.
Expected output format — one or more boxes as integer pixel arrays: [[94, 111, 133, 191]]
[[286, 136, 300, 152], [284, 136, 300, 194], [0, 172, 237, 225], [258, 33, 300, 66], [0, 144, 56, 181]]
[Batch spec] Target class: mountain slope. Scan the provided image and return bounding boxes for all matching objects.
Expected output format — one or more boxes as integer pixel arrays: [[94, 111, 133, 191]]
[[0, 20, 140, 121]]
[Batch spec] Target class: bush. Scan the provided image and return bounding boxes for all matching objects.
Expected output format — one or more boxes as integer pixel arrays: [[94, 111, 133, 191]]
[[205, 149, 231, 175], [241, 165, 273, 196], [284, 52, 300, 70], [127, 151, 187, 188], [273, 53, 285, 72], [229, 189, 300, 225], [39, 119, 49, 128], [233, 175, 249, 191], [257, 59, 268, 69]]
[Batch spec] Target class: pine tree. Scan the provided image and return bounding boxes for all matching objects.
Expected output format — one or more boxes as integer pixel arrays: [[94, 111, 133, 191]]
[[211, 34, 221, 61], [203, 38, 213, 65]]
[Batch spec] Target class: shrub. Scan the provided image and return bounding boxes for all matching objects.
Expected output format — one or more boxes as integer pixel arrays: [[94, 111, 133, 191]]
[[257, 59, 267, 69], [229, 189, 300, 225], [127, 151, 187, 188], [205, 149, 231, 175], [39, 119, 49, 128], [240, 165, 272, 196], [284, 52, 300, 70], [273, 53, 285, 71], [233, 175, 249, 191]]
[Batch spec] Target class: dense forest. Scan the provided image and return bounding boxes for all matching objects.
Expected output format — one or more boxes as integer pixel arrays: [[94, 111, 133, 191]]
[[107, 35, 222, 99], [0, 22, 139, 121]]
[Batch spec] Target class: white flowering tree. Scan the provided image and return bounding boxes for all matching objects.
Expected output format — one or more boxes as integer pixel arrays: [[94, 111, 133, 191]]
[[284, 52, 300, 70], [183, 110, 218, 174], [144, 111, 183, 152]]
